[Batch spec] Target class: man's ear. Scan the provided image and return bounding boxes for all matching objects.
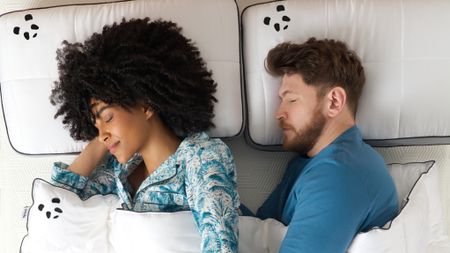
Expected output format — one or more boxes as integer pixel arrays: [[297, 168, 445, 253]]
[[325, 87, 347, 118]]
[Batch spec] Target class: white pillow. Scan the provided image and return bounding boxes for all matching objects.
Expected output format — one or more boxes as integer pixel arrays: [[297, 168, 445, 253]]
[[21, 179, 120, 253], [242, 0, 450, 147], [21, 179, 287, 253], [109, 210, 201, 253], [348, 161, 450, 253], [387, 161, 434, 210], [0, 0, 120, 16], [238, 216, 287, 253], [0, 0, 241, 154], [110, 210, 287, 253]]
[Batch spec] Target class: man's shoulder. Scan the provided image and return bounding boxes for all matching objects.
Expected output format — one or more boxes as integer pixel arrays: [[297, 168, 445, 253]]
[[310, 132, 386, 173], [297, 146, 387, 192], [300, 158, 357, 185], [296, 141, 397, 209]]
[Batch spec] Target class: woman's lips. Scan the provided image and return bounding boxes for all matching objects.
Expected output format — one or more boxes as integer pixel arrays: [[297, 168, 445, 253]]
[[107, 141, 119, 154]]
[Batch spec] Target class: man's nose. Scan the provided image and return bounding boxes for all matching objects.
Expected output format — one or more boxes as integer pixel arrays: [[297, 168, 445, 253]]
[[275, 105, 285, 121]]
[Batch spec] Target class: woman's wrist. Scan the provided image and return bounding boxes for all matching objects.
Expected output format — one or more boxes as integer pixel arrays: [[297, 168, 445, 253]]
[[68, 137, 108, 176]]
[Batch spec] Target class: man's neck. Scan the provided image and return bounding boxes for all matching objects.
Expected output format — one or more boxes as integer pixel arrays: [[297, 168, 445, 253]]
[[307, 118, 355, 157]]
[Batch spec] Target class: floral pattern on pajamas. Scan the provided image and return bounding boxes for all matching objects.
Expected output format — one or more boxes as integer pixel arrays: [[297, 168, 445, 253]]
[[52, 132, 239, 253]]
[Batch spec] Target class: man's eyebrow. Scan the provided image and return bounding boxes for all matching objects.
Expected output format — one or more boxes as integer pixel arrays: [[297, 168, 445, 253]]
[[279, 90, 295, 97]]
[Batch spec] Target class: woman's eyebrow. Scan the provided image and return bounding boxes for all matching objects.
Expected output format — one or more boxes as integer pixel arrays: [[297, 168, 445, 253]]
[[92, 105, 112, 119]]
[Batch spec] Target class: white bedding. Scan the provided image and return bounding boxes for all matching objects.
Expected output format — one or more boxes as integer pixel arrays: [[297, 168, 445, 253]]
[[21, 179, 287, 253], [1, 1, 450, 253], [21, 162, 450, 253]]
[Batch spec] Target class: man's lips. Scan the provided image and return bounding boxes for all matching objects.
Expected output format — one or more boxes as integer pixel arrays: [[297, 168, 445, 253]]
[[278, 119, 291, 130], [279, 123, 293, 132], [280, 124, 294, 136], [107, 141, 119, 154], [282, 128, 293, 136], [279, 120, 295, 136]]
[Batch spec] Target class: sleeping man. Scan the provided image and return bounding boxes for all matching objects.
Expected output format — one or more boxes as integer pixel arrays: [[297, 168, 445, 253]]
[[255, 38, 398, 252]]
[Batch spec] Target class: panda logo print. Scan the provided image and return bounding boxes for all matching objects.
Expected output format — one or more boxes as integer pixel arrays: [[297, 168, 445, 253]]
[[263, 4, 291, 32], [13, 14, 40, 40], [37, 197, 63, 219]]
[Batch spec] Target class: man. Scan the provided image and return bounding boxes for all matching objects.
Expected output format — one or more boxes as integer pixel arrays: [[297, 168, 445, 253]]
[[256, 38, 398, 252]]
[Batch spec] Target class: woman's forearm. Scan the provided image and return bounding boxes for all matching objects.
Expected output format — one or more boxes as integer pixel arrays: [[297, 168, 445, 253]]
[[68, 138, 108, 177]]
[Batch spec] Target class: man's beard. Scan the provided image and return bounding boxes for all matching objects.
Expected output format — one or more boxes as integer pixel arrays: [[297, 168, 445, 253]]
[[280, 106, 326, 155]]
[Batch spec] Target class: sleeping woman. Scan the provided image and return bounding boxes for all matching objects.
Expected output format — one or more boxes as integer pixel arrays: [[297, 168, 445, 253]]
[[50, 18, 239, 253]]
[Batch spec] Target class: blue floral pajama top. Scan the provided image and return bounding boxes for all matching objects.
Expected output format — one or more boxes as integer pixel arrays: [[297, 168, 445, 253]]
[[52, 132, 240, 253]]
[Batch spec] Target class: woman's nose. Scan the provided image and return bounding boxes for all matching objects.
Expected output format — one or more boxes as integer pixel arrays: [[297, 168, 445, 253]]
[[97, 124, 110, 143]]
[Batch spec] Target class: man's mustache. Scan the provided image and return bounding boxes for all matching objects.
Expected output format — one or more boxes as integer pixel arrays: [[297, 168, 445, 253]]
[[278, 119, 293, 130]]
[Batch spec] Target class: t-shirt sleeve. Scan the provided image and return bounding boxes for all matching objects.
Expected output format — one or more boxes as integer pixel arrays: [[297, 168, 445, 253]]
[[51, 155, 118, 199], [280, 162, 369, 253], [185, 140, 240, 253], [257, 156, 308, 221]]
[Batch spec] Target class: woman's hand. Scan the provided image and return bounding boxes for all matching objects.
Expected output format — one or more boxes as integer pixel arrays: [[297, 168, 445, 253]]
[[67, 137, 108, 177]]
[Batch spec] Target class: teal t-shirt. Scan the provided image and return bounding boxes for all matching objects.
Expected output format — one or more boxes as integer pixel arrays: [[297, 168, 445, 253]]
[[256, 126, 398, 253]]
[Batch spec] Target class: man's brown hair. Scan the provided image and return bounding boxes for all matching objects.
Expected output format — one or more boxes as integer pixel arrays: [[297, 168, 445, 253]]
[[266, 37, 365, 116]]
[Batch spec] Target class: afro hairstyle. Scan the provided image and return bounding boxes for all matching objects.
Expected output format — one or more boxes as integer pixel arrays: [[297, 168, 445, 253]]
[[50, 18, 217, 141]]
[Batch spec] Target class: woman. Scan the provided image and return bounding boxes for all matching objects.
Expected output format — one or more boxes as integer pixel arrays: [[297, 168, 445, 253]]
[[50, 18, 239, 253]]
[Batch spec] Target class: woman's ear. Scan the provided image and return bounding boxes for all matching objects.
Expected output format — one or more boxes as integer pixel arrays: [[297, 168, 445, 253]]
[[142, 106, 155, 119], [325, 86, 347, 118]]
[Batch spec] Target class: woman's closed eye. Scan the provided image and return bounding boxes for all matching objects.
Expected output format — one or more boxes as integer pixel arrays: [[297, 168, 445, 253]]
[[104, 113, 114, 123]]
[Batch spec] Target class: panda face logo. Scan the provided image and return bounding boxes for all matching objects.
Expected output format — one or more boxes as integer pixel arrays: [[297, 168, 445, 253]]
[[263, 4, 291, 32], [37, 197, 63, 219], [13, 14, 40, 40]]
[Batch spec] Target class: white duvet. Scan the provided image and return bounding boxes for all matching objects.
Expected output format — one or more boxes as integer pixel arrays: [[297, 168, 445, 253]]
[[21, 162, 450, 253]]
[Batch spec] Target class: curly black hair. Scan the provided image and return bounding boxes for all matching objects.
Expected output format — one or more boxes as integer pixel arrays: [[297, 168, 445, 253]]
[[50, 18, 217, 141]]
